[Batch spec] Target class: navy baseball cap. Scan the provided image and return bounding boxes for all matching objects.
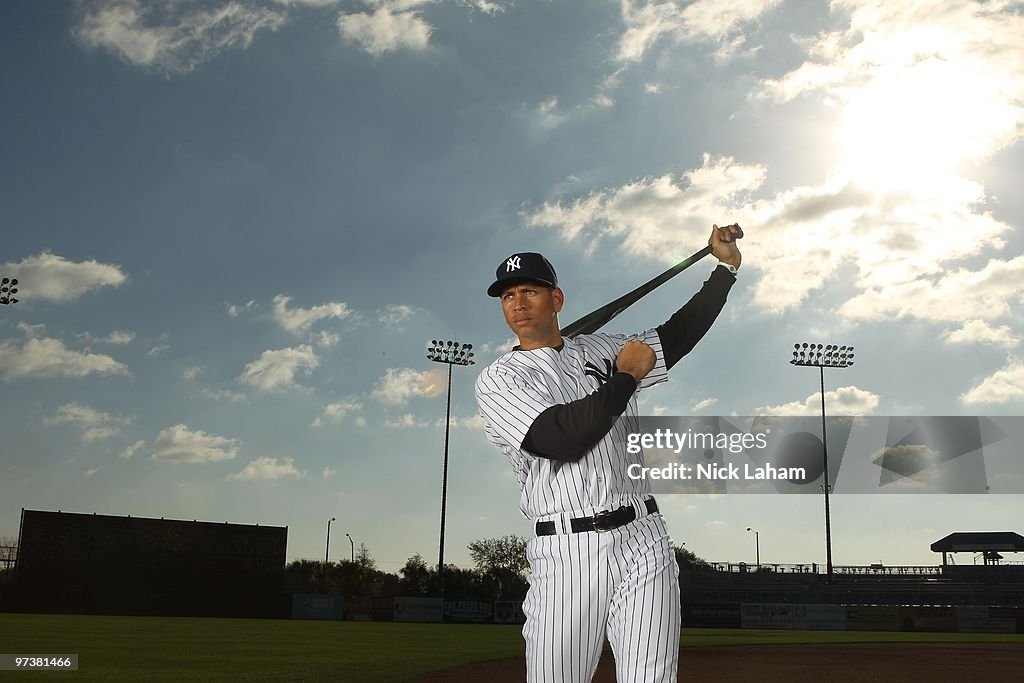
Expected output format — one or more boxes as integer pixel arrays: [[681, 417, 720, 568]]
[[487, 252, 558, 297]]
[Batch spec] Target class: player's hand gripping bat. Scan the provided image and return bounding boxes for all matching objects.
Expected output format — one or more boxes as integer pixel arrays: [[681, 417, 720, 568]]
[[560, 224, 743, 338]]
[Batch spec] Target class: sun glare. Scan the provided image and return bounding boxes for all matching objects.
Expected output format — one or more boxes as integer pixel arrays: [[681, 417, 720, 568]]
[[833, 57, 1009, 192]]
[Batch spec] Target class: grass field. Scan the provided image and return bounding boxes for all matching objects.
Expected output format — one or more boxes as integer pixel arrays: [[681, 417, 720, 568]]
[[0, 614, 1020, 681]]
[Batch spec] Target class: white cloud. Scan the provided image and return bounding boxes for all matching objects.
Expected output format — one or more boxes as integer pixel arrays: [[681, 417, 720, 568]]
[[526, 154, 765, 258], [271, 0, 339, 6], [458, 0, 507, 14], [756, 386, 880, 416], [479, 338, 517, 356], [377, 304, 418, 325], [529, 149, 1018, 321], [386, 413, 431, 428], [152, 424, 240, 463], [338, 6, 432, 56], [536, 97, 567, 129], [85, 467, 102, 477], [691, 398, 718, 412], [75, 0, 287, 76], [311, 400, 363, 427], [79, 330, 135, 345], [592, 0, 1017, 321], [385, 413, 484, 430], [313, 330, 340, 348], [147, 345, 170, 357], [185, 366, 246, 401], [616, 0, 780, 63], [3, 252, 126, 303], [838, 256, 1024, 322], [119, 439, 145, 459], [227, 456, 301, 481], [238, 345, 319, 391], [44, 403, 132, 442], [757, 0, 1024, 165], [449, 414, 484, 430], [0, 337, 129, 381], [271, 294, 352, 334], [226, 300, 257, 317], [323, 466, 337, 479], [103, 330, 135, 344], [371, 367, 446, 405], [201, 387, 247, 402], [961, 357, 1024, 405], [16, 322, 46, 338], [942, 320, 1020, 349]]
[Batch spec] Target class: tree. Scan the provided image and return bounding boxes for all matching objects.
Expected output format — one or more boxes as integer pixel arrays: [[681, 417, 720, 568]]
[[468, 535, 529, 575], [355, 543, 375, 571], [399, 554, 432, 597], [675, 546, 712, 570], [467, 535, 530, 600]]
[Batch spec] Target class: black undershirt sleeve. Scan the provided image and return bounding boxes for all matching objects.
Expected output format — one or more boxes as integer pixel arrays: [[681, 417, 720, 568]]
[[521, 265, 736, 463], [521, 372, 637, 462], [657, 265, 736, 370]]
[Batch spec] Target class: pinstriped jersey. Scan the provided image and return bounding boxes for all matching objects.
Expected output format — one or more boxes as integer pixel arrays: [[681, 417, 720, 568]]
[[475, 329, 668, 520]]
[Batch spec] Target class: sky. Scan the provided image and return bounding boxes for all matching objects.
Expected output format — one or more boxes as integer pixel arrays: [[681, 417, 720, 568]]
[[1, 0, 1023, 574]]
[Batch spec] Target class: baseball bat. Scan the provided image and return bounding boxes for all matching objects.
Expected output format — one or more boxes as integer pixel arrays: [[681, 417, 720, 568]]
[[561, 225, 743, 338]]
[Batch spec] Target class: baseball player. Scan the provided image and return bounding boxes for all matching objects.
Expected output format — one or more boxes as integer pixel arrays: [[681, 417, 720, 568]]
[[475, 225, 741, 682]]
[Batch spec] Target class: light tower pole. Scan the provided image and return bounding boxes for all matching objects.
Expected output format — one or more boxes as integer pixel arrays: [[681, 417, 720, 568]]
[[426, 339, 475, 596], [324, 516, 336, 593], [790, 342, 854, 584], [746, 527, 760, 569]]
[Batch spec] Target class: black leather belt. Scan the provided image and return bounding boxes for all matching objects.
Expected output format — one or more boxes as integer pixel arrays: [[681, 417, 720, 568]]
[[535, 498, 658, 536]]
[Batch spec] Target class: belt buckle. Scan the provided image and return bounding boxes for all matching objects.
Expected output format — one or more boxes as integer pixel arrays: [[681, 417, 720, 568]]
[[591, 509, 616, 532]]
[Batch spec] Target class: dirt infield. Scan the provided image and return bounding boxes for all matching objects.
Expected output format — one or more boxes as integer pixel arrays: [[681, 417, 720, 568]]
[[415, 643, 1023, 682]]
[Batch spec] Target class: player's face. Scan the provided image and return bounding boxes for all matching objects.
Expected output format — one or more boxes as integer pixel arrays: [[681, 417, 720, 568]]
[[500, 282, 564, 349]]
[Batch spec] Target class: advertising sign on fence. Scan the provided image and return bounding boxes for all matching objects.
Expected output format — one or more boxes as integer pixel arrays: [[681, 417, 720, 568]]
[[899, 606, 957, 632], [791, 604, 847, 631], [956, 606, 1017, 634], [846, 605, 900, 631], [684, 603, 741, 628], [444, 600, 494, 624], [740, 603, 793, 629], [291, 594, 344, 620], [494, 600, 526, 624], [394, 597, 443, 623], [348, 596, 394, 622]]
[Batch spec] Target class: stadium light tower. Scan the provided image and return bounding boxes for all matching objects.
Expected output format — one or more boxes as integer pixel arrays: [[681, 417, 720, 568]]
[[324, 516, 336, 593], [426, 339, 475, 597], [746, 527, 760, 569], [0, 277, 18, 305], [790, 342, 854, 584]]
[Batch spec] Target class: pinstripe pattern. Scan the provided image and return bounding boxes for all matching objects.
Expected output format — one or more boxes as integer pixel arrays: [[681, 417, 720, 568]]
[[475, 330, 667, 520], [476, 330, 681, 682]]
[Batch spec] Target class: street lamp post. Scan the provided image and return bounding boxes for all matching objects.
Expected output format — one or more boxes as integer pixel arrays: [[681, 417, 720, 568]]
[[324, 516, 335, 593], [790, 342, 854, 584], [746, 527, 760, 568], [346, 533, 354, 562], [0, 278, 18, 306], [426, 339, 475, 597]]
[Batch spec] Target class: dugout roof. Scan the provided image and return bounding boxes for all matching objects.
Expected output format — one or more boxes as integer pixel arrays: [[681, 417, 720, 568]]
[[930, 531, 1024, 553]]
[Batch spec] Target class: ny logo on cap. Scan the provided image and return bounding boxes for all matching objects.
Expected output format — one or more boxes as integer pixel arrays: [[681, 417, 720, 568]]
[[506, 256, 522, 272]]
